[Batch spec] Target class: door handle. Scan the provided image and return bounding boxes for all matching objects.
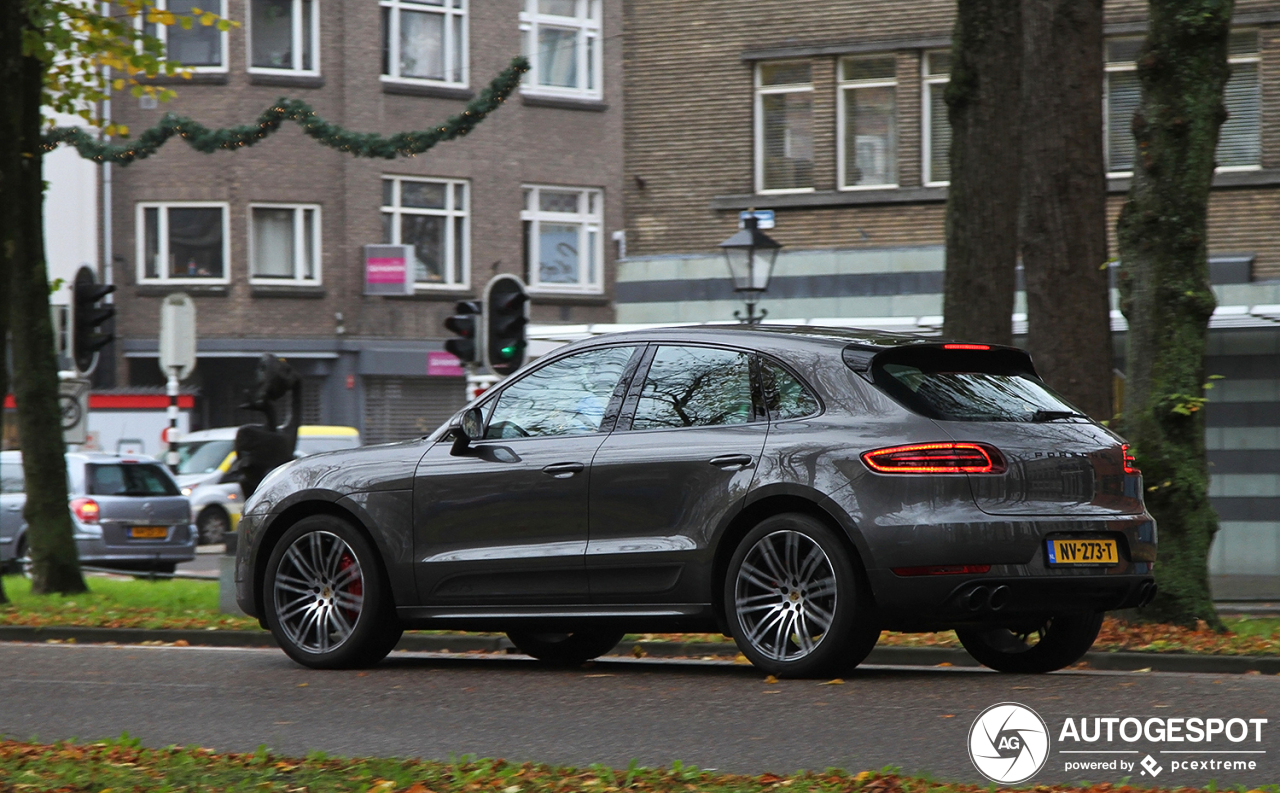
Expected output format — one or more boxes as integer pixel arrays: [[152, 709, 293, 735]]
[[542, 461, 585, 478], [709, 454, 754, 470]]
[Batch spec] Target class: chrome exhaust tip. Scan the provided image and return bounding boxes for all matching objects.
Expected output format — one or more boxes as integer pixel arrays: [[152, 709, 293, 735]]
[[988, 585, 1011, 611]]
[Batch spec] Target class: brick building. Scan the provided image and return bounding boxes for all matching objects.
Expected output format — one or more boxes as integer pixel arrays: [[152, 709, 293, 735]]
[[103, 0, 623, 444], [618, 0, 1280, 597]]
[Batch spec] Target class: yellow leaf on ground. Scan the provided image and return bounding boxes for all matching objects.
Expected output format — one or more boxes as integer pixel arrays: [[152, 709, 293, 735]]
[[818, 678, 844, 686], [763, 675, 778, 684]]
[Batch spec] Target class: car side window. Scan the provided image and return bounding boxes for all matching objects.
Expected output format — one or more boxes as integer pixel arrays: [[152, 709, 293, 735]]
[[760, 358, 819, 420], [484, 346, 637, 439], [0, 468, 23, 494], [630, 346, 755, 430]]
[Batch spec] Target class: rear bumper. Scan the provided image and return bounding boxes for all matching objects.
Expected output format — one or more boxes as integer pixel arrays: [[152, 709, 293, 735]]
[[75, 526, 197, 566], [870, 568, 1155, 631]]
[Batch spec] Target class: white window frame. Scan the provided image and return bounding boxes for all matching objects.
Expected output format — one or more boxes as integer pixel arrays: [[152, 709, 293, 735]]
[[1105, 31, 1261, 177], [519, 0, 602, 100], [380, 0, 468, 87], [921, 51, 949, 187], [136, 201, 232, 285], [1103, 37, 1142, 177], [381, 176, 470, 291], [246, 0, 321, 76], [754, 61, 815, 195], [522, 184, 604, 295], [248, 203, 322, 285], [837, 56, 899, 191], [1217, 30, 1261, 173], [137, 0, 229, 73]]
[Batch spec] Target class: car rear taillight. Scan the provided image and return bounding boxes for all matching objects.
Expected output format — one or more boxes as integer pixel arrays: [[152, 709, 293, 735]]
[[1122, 443, 1140, 475], [861, 442, 1006, 474], [892, 564, 992, 576], [70, 497, 100, 524], [942, 343, 990, 350]]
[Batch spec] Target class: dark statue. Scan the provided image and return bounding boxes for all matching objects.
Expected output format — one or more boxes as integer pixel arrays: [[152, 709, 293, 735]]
[[223, 354, 302, 497]]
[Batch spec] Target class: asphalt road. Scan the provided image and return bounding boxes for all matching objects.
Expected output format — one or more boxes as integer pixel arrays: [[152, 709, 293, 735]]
[[0, 642, 1276, 787]]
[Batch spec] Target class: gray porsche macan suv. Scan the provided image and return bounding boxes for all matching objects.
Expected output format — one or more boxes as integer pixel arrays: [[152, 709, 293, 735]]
[[235, 326, 1156, 677]]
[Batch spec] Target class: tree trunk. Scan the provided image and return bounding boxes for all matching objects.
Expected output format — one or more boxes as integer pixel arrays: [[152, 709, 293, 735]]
[[941, 0, 1021, 346], [0, 0, 23, 605], [1116, 0, 1231, 629], [5, 3, 87, 596], [1020, 0, 1113, 420]]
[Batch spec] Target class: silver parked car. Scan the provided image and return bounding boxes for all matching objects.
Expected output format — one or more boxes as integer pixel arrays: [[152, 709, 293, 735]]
[[0, 451, 196, 574]]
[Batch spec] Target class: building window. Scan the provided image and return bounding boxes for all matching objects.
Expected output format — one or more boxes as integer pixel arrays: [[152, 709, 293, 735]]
[[521, 185, 604, 293], [380, 0, 467, 85], [137, 203, 230, 283], [381, 177, 469, 288], [755, 61, 814, 193], [922, 51, 950, 185], [141, 0, 227, 70], [839, 56, 898, 188], [249, 0, 319, 74], [519, 0, 602, 100], [1218, 31, 1260, 170], [250, 205, 320, 283], [1107, 31, 1260, 174]]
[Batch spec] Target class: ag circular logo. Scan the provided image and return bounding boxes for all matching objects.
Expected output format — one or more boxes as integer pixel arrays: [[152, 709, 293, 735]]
[[968, 702, 1050, 784]]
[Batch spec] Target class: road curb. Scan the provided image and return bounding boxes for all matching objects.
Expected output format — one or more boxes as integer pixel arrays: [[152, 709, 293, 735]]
[[2, 626, 1276, 674]]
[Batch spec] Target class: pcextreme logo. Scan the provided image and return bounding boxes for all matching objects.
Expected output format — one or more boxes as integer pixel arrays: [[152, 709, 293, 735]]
[[968, 702, 1051, 784]]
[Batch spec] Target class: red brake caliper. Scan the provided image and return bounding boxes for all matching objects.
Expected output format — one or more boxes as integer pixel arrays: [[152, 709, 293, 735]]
[[338, 552, 362, 622]]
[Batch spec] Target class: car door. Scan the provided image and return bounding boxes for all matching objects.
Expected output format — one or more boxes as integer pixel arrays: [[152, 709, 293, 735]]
[[0, 455, 25, 565], [587, 344, 768, 605], [412, 344, 643, 608]]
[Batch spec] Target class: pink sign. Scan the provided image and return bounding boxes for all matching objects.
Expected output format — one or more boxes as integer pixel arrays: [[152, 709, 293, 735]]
[[366, 257, 407, 284], [428, 351, 465, 377]]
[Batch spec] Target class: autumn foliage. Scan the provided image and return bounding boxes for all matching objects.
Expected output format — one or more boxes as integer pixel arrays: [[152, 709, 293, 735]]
[[0, 738, 1273, 793]]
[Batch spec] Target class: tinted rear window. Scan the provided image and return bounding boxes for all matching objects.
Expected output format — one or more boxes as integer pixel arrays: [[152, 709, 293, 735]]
[[870, 348, 1083, 422], [86, 463, 181, 496]]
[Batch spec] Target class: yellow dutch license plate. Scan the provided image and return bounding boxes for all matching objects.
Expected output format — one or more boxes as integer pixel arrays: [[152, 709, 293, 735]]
[[1047, 538, 1119, 566], [130, 526, 169, 540]]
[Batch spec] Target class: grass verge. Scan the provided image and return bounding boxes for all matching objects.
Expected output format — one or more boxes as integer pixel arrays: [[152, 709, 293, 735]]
[[2, 576, 1278, 657], [1, 737, 1274, 793]]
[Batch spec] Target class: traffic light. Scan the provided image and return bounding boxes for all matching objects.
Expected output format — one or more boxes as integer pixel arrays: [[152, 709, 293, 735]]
[[72, 266, 115, 374], [485, 275, 529, 376], [443, 300, 482, 364]]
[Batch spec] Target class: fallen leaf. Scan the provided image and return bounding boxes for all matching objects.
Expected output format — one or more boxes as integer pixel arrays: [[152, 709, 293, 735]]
[[733, 653, 751, 665], [940, 714, 955, 718], [818, 678, 844, 686], [631, 645, 646, 658], [763, 675, 779, 684], [935, 662, 952, 667], [172, 640, 189, 647], [296, 682, 309, 687]]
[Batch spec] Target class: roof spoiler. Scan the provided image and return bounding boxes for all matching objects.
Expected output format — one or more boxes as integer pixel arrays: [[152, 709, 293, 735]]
[[842, 342, 1040, 379]]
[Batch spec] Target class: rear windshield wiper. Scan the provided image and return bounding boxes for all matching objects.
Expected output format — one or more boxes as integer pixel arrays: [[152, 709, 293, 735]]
[[1030, 409, 1088, 422]]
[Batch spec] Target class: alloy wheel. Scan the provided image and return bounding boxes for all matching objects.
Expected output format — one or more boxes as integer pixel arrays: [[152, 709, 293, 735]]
[[734, 529, 838, 662], [272, 530, 365, 654]]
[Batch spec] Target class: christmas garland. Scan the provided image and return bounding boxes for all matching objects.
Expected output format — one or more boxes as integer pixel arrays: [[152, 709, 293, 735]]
[[41, 56, 528, 165]]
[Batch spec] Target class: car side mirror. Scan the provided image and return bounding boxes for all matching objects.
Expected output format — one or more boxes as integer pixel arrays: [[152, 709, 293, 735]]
[[449, 407, 484, 455]]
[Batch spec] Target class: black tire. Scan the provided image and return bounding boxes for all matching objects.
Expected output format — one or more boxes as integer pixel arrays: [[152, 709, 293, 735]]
[[507, 629, 626, 665], [197, 507, 230, 546], [724, 513, 879, 678], [263, 514, 402, 669], [956, 612, 1104, 673], [14, 538, 31, 579]]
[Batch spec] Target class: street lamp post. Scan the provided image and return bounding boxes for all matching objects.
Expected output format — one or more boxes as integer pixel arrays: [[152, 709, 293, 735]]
[[718, 213, 782, 324]]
